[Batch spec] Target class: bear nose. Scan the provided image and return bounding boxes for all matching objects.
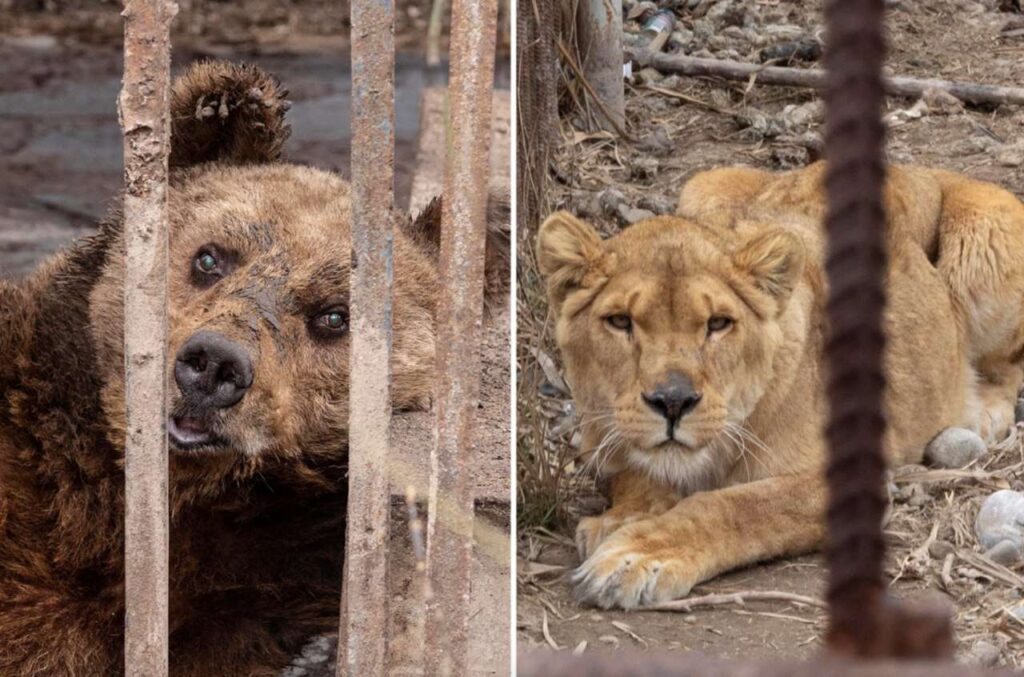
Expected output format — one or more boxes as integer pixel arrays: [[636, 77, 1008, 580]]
[[174, 330, 254, 409], [642, 372, 702, 428]]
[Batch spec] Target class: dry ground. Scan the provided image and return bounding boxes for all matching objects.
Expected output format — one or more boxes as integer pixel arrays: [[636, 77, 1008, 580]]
[[517, 0, 1024, 667]]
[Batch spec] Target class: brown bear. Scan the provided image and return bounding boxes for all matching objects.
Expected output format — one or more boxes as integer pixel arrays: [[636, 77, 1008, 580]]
[[0, 61, 508, 676]]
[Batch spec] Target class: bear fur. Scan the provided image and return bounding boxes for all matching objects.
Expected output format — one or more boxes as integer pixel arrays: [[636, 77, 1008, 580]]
[[0, 61, 507, 676]]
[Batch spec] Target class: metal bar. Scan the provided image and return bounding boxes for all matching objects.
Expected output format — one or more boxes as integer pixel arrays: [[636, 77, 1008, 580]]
[[424, 0, 497, 673], [518, 651, 1019, 677], [821, 0, 890, 657], [119, 0, 176, 673], [337, 0, 395, 673]]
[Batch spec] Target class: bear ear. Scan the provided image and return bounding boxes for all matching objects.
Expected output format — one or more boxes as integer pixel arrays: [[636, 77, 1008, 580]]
[[733, 228, 805, 306], [406, 189, 511, 314], [169, 61, 291, 169], [536, 211, 604, 308]]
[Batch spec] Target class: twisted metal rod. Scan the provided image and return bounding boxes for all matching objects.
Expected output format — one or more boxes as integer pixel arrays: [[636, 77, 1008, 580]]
[[821, 0, 890, 655]]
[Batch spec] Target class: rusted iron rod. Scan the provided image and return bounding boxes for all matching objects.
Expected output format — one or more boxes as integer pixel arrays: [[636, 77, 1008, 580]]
[[337, 0, 396, 673], [424, 0, 498, 673], [821, 0, 891, 657], [517, 652, 1019, 677], [119, 0, 176, 673]]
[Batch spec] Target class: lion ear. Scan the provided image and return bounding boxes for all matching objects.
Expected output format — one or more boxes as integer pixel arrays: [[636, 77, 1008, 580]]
[[169, 61, 291, 169], [537, 211, 604, 307], [733, 228, 805, 305]]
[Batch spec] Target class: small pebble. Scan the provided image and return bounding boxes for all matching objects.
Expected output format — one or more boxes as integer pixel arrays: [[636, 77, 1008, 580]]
[[1015, 397, 1024, 423], [966, 639, 1001, 667], [616, 204, 656, 225], [975, 489, 1024, 551], [598, 188, 626, 216], [984, 538, 1022, 566], [925, 427, 987, 469]]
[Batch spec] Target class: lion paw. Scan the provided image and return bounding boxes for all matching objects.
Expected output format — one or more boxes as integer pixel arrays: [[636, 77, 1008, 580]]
[[575, 514, 641, 561], [571, 537, 699, 610]]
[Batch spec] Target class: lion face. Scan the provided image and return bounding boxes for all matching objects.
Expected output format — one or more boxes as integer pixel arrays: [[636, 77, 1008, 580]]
[[538, 213, 805, 490], [89, 163, 437, 473]]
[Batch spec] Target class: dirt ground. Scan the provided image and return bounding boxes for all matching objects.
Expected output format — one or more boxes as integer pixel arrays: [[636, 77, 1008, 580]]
[[517, 0, 1024, 668]]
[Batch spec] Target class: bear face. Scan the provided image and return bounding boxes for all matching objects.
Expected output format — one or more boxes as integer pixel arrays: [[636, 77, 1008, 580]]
[[88, 163, 439, 498]]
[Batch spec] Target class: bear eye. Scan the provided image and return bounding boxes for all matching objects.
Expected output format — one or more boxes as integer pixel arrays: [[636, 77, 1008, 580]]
[[310, 307, 349, 339], [707, 315, 734, 334], [605, 314, 632, 332], [191, 246, 225, 287]]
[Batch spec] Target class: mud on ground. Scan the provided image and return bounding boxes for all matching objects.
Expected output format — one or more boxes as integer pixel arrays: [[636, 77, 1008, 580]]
[[517, 0, 1024, 667]]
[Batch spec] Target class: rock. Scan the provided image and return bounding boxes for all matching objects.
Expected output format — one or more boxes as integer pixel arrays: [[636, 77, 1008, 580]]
[[996, 140, 1024, 167], [1009, 604, 1024, 623], [598, 188, 626, 216], [922, 87, 964, 115], [635, 127, 674, 156], [925, 427, 987, 468], [782, 100, 824, 128], [975, 489, 1024, 551], [966, 639, 1001, 667], [637, 195, 675, 215], [616, 204, 656, 225], [984, 539, 1021, 566], [1016, 398, 1024, 423], [636, 67, 664, 85]]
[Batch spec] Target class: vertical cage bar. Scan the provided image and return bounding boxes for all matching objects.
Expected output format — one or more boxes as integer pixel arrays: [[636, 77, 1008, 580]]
[[821, 0, 889, 656], [119, 0, 176, 673], [338, 0, 395, 673], [424, 0, 498, 674]]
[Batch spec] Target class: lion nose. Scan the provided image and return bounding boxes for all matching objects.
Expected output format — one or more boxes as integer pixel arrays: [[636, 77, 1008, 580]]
[[174, 330, 254, 409], [642, 373, 702, 428]]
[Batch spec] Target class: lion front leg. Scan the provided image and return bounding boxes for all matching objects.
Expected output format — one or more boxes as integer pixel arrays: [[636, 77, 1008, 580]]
[[572, 472, 826, 610], [575, 469, 682, 560]]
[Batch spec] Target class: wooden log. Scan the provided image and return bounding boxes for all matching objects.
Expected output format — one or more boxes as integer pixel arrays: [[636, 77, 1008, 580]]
[[632, 50, 1024, 106]]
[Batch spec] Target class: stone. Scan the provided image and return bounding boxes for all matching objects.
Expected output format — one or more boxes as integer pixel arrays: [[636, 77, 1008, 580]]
[[925, 427, 987, 468], [966, 639, 1001, 667], [995, 140, 1024, 167], [598, 188, 626, 216], [975, 489, 1024, 551], [616, 204, 656, 225], [1016, 397, 1024, 423], [984, 539, 1021, 566]]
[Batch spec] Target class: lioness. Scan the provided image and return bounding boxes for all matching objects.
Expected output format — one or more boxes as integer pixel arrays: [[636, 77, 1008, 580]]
[[537, 161, 1024, 610]]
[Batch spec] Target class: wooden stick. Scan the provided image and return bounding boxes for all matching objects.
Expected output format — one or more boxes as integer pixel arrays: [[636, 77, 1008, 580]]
[[645, 590, 826, 613], [632, 50, 1024, 106]]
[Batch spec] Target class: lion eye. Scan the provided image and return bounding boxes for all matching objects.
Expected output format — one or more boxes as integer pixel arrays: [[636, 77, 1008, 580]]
[[606, 314, 632, 332], [707, 315, 734, 333]]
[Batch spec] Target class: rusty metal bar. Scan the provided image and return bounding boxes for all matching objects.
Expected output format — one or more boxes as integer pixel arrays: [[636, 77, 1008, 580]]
[[337, 0, 395, 673], [119, 0, 176, 673], [821, 0, 891, 657], [517, 651, 1018, 677], [424, 0, 497, 673], [822, 0, 954, 658]]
